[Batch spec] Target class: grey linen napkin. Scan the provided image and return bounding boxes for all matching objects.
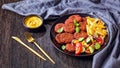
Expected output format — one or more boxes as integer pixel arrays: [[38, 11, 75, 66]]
[[2, 0, 120, 68]]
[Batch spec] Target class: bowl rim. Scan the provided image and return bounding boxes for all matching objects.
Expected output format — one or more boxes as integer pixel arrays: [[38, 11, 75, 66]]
[[23, 15, 43, 29]]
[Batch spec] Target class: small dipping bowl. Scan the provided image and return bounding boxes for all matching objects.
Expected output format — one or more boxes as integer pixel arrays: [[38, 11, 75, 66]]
[[23, 15, 43, 32]]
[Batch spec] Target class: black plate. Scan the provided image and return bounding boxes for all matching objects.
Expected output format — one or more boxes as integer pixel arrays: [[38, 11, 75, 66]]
[[50, 13, 109, 57]]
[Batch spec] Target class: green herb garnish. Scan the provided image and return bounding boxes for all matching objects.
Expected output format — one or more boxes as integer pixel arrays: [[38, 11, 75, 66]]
[[74, 19, 79, 27], [75, 27, 80, 33], [57, 27, 64, 33], [61, 45, 66, 50]]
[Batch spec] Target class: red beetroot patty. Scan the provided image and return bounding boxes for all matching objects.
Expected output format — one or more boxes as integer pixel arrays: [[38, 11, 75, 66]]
[[68, 15, 82, 22], [66, 43, 75, 52], [55, 33, 74, 44], [74, 31, 88, 39], [54, 23, 64, 33], [64, 23, 75, 33], [79, 22, 87, 31], [79, 17, 87, 31], [65, 19, 74, 24]]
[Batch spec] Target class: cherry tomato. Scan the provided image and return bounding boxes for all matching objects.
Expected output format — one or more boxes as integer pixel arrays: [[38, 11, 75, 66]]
[[96, 37, 104, 45], [75, 43, 83, 55]]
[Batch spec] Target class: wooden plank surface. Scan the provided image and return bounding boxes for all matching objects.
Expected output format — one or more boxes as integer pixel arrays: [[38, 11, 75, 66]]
[[0, 0, 93, 68]]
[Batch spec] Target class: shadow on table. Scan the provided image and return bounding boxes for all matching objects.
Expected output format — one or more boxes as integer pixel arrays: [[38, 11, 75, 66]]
[[53, 48, 93, 68], [24, 25, 46, 33]]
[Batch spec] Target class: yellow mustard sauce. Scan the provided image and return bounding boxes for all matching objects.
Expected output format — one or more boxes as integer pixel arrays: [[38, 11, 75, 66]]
[[24, 16, 42, 28]]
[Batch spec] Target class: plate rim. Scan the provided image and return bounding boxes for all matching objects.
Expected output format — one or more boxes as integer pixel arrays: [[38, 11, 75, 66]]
[[50, 13, 109, 57]]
